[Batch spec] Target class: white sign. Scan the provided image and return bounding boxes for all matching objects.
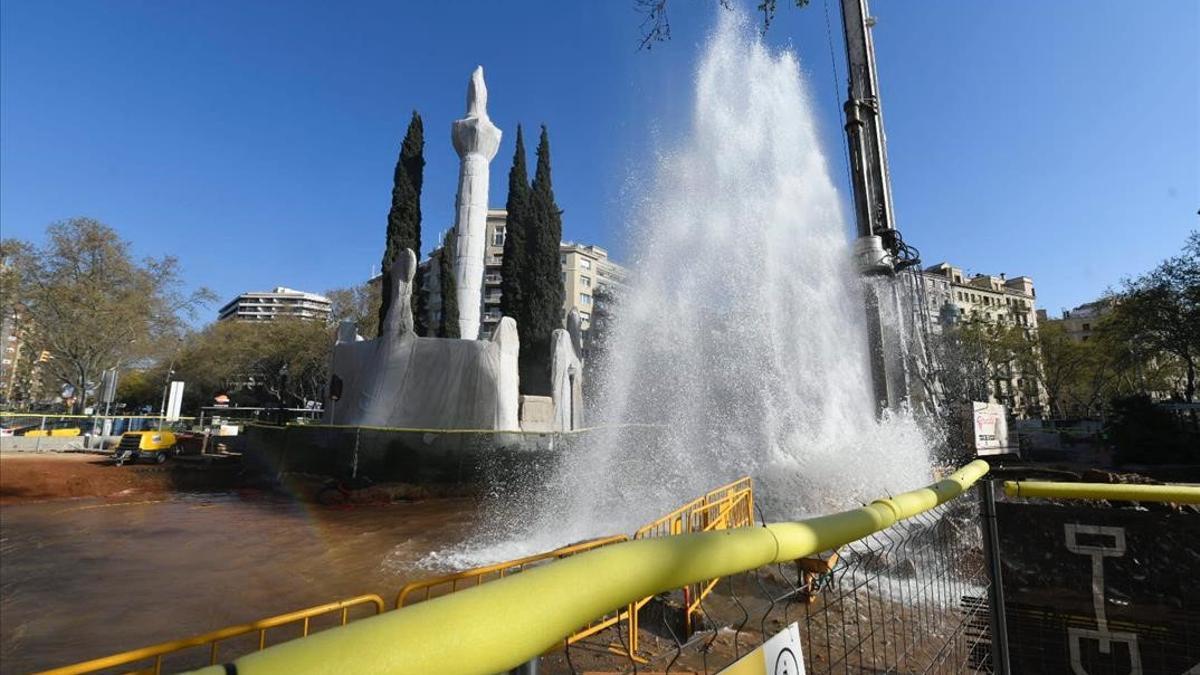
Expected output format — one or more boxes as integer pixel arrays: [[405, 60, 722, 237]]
[[166, 381, 185, 422], [718, 622, 805, 675], [968, 401, 1012, 456]]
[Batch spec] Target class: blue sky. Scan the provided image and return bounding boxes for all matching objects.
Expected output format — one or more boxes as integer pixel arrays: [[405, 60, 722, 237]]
[[2, 0, 1196, 319]]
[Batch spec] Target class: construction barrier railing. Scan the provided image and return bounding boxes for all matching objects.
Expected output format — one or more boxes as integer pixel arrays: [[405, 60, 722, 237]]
[[395, 476, 756, 660], [634, 476, 755, 636], [37, 594, 386, 675], [183, 460, 991, 675]]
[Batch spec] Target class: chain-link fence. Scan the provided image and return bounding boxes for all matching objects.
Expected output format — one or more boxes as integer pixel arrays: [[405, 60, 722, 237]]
[[543, 486, 994, 674]]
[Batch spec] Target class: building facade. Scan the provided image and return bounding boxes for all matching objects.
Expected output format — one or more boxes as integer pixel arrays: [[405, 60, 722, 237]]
[[561, 242, 627, 332], [217, 287, 332, 322], [1052, 299, 1112, 343], [0, 304, 25, 402], [921, 262, 1046, 417], [423, 210, 627, 343]]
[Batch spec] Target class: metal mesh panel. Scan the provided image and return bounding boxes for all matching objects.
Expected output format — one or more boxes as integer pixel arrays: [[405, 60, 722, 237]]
[[543, 485, 994, 674]]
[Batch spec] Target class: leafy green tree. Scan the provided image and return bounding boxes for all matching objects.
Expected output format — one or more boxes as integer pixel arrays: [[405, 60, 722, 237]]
[[500, 125, 530, 332], [379, 112, 427, 336], [169, 319, 332, 412], [114, 368, 162, 411], [583, 283, 620, 399], [1035, 321, 1092, 417], [1103, 231, 1199, 401], [1107, 393, 1198, 464], [326, 281, 381, 339], [521, 126, 566, 394], [9, 218, 212, 412], [437, 232, 460, 339], [928, 316, 1044, 417], [930, 318, 991, 407]]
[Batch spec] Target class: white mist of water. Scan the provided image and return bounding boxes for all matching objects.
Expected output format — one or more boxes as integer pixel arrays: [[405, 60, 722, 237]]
[[414, 13, 932, 570]]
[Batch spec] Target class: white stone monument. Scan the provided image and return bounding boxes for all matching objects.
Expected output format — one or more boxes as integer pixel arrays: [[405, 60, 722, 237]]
[[450, 66, 502, 340]]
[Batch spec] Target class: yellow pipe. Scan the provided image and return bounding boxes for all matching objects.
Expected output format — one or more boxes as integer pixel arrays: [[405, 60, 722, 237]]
[[187, 460, 988, 675], [1003, 480, 1200, 504]]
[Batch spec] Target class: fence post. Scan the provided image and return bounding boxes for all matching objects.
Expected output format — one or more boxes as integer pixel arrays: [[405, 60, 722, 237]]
[[980, 479, 1011, 675], [352, 427, 361, 479]]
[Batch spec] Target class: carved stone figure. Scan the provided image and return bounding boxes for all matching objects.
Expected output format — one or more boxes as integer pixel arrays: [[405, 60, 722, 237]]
[[550, 309, 585, 431], [327, 249, 519, 431]]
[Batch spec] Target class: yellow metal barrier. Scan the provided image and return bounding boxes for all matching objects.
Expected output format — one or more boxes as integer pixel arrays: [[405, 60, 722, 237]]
[[396, 477, 755, 658], [634, 476, 754, 538], [188, 461, 989, 675], [395, 535, 629, 608], [39, 594, 386, 675], [633, 476, 754, 634], [1003, 479, 1200, 504]]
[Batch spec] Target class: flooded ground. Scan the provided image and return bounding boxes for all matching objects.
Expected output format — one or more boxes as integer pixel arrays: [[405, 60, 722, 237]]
[[0, 491, 479, 674]]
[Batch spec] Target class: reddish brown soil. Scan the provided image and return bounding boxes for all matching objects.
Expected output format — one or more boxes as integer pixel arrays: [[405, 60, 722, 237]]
[[0, 453, 241, 504]]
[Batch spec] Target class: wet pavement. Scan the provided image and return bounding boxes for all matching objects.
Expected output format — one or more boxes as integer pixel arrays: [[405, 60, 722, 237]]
[[0, 492, 479, 673]]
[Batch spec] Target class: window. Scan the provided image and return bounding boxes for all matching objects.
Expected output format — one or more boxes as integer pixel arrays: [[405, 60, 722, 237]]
[[581, 275, 591, 288], [492, 226, 505, 247], [580, 293, 592, 306], [1082, 323, 1090, 331], [580, 259, 592, 270]]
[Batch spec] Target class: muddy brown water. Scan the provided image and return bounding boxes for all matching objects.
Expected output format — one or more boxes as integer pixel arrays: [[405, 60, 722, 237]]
[[0, 493, 479, 674]]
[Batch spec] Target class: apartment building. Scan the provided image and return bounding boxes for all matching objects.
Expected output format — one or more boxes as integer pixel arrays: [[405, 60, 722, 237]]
[[0, 305, 24, 401], [424, 209, 627, 342], [921, 262, 1046, 416], [561, 242, 627, 332], [1052, 299, 1112, 343], [217, 287, 332, 322]]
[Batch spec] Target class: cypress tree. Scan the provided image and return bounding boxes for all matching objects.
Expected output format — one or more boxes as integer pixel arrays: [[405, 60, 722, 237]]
[[437, 232, 460, 339], [500, 125, 530, 335], [379, 112, 426, 336], [522, 125, 566, 394]]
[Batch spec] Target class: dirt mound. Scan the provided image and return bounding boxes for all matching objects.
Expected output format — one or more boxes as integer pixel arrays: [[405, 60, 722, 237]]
[[0, 453, 239, 504]]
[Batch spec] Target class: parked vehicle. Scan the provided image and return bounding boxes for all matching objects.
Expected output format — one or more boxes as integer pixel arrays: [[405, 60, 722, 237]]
[[113, 430, 177, 465]]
